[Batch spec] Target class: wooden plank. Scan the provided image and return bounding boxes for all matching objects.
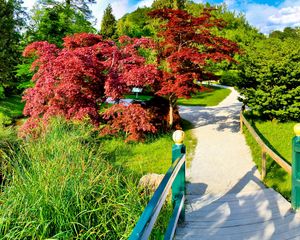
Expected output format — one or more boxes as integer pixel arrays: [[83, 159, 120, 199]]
[[240, 113, 292, 175]]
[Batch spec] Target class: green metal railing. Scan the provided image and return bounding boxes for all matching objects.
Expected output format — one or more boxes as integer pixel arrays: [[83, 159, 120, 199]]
[[292, 124, 300, 210], [129, 130, 186, 240]]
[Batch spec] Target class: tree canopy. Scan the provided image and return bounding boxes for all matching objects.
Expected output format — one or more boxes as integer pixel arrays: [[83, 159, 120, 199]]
[[0, 0, 25, 98]]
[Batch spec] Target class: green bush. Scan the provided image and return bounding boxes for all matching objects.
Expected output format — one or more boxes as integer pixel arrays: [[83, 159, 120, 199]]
[[238, 37, 300, 121], [0, 119, 149, 239], [219, 70, 240, 86], [0, 113, 12, 126]]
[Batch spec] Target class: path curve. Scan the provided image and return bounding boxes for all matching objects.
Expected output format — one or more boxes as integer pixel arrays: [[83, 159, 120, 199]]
[[179, 86, 264, 195]]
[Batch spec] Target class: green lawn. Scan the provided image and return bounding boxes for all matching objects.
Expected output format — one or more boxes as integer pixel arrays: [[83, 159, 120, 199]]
[[124, 94, 153, 101], [124, 86, 231, 106], [101, 118, 197, 175], [177, 86, 231, 106], [243, 116, 296, 200]]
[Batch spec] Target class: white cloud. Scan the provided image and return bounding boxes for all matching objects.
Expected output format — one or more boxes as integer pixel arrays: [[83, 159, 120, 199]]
[[135, 0, 154, 8], [22, 0, 35, 10], [268, 6, 300, 25], [243, 0, 300, 34], [244, 3, 278, 33]]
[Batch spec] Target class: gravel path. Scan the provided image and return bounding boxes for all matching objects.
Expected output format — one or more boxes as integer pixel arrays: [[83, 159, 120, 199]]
[[179, 86, 264, 196]]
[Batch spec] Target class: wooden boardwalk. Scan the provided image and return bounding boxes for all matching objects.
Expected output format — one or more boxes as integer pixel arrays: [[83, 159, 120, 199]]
[[175, 188, 300, 239]]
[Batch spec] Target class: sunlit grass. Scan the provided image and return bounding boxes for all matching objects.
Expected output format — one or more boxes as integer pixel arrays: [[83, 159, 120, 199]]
[[177, 86, 231, 106], [243, 115, 296, 200], [101, 119, 197, 175]]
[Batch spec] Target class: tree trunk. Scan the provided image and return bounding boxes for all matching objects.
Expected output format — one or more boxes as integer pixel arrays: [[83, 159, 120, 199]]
[[168, 94, 177, 127], [169, 103, 174, 126]]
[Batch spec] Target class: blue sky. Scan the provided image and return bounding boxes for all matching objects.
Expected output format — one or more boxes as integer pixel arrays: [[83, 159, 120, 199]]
[[22, 0, 300, 34]]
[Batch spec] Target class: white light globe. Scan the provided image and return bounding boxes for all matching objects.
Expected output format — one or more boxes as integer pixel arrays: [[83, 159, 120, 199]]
[[172, 130, 185, 145]]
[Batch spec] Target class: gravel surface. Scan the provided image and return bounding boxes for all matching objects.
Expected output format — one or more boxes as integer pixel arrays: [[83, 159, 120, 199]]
[[179, 86, 265, 195]]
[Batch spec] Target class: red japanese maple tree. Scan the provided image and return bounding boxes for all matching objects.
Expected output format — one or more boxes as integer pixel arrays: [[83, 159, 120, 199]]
[[149, 8, 240, 125], [20, 33, 159, 140]]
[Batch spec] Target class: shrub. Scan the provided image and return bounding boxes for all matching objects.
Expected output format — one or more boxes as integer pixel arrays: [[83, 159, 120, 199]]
[[0, 119, 148, 239], [219, 70, 240, 86], [237, 37, 300, 121], [101, 103, 157, 142]]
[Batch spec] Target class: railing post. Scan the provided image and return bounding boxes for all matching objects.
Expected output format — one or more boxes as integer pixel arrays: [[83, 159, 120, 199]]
[[240, 105, 245, 133], [292, 124, 300, 210], [172, 130, 186, 221]]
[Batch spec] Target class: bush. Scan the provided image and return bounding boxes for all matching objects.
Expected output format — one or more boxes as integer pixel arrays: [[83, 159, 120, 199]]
[[219, 70, 240, 86], [0, 119, 149, 239], [237, 37, 300, 121]]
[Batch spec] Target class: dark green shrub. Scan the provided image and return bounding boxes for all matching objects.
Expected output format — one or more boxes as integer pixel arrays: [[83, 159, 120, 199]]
[[238, 37, 300, 121]]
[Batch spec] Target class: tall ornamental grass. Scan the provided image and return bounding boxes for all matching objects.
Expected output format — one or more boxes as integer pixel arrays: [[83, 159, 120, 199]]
[[0, 119, 148, 239]]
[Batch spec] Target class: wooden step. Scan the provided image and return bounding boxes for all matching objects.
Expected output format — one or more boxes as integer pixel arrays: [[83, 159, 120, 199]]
[[175, 189, 300, 240]]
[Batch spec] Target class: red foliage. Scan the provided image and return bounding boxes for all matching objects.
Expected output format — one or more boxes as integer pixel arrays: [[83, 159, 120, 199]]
[[20, 33, 161, 141], [148, 8, 239, 100], [21, 33, 119, 134], [104, 36, 161, 99], [101, 103, 157, 142]]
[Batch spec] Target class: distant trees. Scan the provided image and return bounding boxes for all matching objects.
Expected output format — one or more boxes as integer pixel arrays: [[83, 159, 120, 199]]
[[116, 7, 155, 38], [152, 0, 186, 9], [26, 0, 96, 45], [100, 4, 116, 39], [269, 27, 300, 40]]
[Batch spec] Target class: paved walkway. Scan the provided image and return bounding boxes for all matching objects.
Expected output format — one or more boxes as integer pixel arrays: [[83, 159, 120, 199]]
[[179, 86, 263, 195], [176, 86, 300, 239]]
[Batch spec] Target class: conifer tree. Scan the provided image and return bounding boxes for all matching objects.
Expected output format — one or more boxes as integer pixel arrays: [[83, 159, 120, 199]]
[[0, 0, 25, 97], [100, 4, 116, 39]]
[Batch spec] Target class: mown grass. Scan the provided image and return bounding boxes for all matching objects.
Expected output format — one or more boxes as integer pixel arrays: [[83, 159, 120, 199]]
[[124, 86, 231, 107], [124, 94, 153, 101], [243, 114, 296, 200], [177, 86, 231, 106], [100, 119, 197, 175]]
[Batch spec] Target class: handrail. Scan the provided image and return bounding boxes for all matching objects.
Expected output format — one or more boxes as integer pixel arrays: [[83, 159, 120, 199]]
[[129, 153, 186, 240], [240, 111, 292, 178]]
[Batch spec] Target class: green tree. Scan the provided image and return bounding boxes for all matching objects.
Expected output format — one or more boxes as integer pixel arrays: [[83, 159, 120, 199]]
[[269, 27, 300, 40], [27, 1, 96, 46], [100, 4, 116, 39], [0, 0, 25, 98], [237, 37, 300, 121], [116, 7, 157, 38]]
